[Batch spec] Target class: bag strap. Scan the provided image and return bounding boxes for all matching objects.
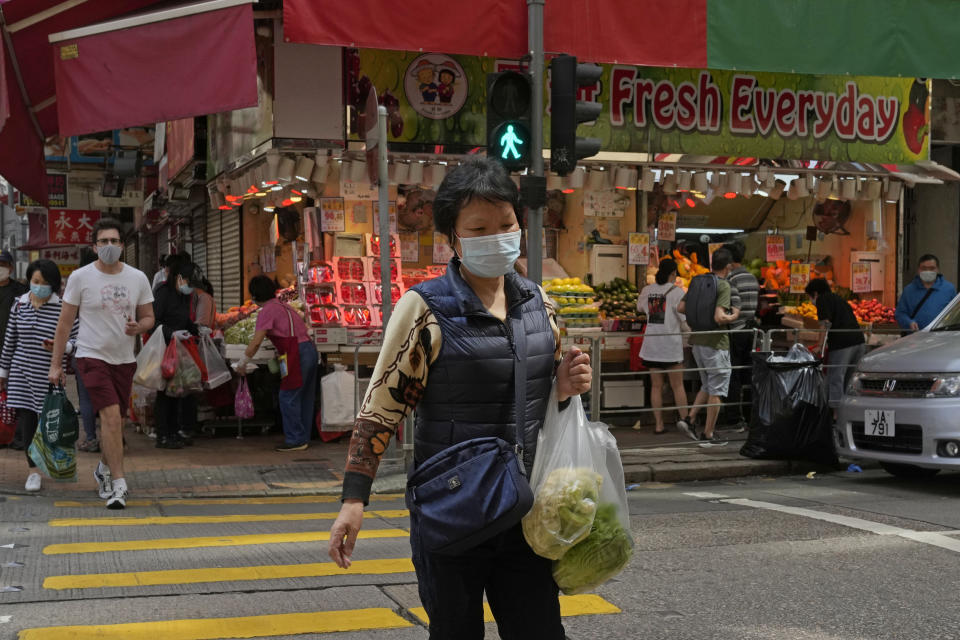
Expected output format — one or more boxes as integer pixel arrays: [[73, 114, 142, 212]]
[[279, 302, 297, 338], [511, 310, 528, 468], [909, 286, 936, 320]]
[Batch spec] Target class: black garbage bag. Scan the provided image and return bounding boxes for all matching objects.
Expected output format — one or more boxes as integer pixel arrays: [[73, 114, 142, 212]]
[[740, 344, 837, 465]]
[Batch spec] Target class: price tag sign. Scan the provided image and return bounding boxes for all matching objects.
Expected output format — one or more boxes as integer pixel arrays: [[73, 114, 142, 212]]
[[765, 235, 785, 262], [319, 198, 345, 232], [657, 212, 676, 242], [852, 262, 872, 293], [628, 233, 650, 265], [789, 263, 811, 293]]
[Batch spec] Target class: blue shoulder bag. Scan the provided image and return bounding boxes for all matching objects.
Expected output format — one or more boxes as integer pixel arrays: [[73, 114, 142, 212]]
[[406, 312, 534, 556]]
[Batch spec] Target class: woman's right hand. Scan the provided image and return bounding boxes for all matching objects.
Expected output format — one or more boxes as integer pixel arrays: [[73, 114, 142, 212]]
[[0, 377, 7, 392], [328, 500, 365, 569]]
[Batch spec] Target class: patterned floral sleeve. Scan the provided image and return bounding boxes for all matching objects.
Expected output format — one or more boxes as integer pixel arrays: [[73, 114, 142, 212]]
[[341, 291, 442, 504]]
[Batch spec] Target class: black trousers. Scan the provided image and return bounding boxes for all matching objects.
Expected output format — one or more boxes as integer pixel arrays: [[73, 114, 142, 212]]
[[725, 330, 754, 423], [410, 521, 565, 640], [153, 391, 197, 439], [18, 410, 38, 468]]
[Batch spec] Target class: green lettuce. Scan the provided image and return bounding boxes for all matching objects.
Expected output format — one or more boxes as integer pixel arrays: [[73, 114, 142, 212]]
[[552, 502, 633, 595], [523, 467, 602, 560]]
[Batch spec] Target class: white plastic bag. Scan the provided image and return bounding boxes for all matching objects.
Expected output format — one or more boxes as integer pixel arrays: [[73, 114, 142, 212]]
[[522, 387, 602, 560], [321, 364, 356, 430], [550, 395, 633, 595], [200, 333, 231, 389], [133, 327, 166, 391]]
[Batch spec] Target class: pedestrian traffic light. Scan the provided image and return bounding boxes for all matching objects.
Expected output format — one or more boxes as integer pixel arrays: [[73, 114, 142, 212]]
[[487, 71, 533, 172], [550, 54, 602, 176]]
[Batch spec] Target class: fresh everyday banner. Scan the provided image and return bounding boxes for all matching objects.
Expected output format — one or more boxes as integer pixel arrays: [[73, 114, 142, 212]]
[[351, 48, 929, 164]]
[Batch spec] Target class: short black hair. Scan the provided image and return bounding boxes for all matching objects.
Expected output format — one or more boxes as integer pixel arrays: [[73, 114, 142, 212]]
[[166, 252, 192, 270], [248, 275, 279, 303], [433, 156, 522, 243], [918, 254, 939, 267], [166, 261, 199, 291], [711, 248, 733, 272], [92, 217, 123, 243], [722, 241, 745, 264], [79, 247, 97, 267], [27, 259, 62, 293], [805, 278, 831, 296]]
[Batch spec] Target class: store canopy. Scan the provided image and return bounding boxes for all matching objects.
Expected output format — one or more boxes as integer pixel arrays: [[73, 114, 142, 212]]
[[0, 0, 258, 204], [284, 0, 960, 79]]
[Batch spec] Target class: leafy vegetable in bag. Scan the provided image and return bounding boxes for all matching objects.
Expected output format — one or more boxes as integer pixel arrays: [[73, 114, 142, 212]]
[[165, 338, 204, 397], [551, 502, 633, 595], [522, 467, 602, 560]]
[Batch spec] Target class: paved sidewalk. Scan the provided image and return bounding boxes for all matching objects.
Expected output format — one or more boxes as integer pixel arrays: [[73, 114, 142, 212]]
[[0, 418, 828, 499]]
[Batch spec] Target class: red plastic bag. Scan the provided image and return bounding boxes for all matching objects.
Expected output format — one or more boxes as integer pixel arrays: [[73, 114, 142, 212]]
[[0, 391, 14, 445], [235, 378, 254, 419], [161, 337, 178, 379]]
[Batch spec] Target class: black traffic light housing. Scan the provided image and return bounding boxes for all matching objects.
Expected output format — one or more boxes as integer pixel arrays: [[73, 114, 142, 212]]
[[550, 54, 602, 176], [486, 71, 533, 172]]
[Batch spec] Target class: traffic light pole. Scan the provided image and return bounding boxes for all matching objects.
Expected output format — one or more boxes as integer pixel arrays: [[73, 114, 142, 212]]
[[527, 0, 545, 285]]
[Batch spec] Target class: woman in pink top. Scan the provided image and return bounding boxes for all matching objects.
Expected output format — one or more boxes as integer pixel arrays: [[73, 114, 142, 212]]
[[239, 276, 318, 451]]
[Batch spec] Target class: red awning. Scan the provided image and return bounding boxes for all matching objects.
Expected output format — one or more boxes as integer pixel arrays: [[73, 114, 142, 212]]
[[0, 0, 258, 204], [283, 0, 707, 68], [51, 1, 258, 136]]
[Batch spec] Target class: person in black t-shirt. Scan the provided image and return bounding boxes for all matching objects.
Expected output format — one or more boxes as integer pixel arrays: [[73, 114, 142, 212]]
[[805, 278, 865, 414]]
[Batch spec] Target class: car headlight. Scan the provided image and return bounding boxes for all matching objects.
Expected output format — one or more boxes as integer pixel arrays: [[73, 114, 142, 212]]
[[929, 375, 960, 397]]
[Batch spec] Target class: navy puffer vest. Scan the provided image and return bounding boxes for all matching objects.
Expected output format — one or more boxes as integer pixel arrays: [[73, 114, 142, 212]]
[[411, 259, 555, 474]]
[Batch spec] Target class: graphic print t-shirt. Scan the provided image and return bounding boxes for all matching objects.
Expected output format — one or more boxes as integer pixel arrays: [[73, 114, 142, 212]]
[[63, 263, 154, 364], [638, 283, 686, 363]]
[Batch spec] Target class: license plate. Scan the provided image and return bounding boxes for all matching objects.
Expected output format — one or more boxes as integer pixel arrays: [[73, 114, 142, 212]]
[[864, 410, 895, 437]]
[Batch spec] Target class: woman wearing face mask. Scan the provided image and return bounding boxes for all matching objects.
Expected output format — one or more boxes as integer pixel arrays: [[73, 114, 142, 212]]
[[151, 261, 202, 449], [327, 157, 593, 639], [0, 260, 78, 492]]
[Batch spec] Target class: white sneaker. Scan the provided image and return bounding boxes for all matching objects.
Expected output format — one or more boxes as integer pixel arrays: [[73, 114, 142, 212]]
[[24, 472, 41, 492], [106, 485, 127, 510], [94, 461, 112, 500]]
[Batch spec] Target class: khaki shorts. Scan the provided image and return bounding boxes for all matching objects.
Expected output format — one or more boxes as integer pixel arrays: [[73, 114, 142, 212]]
[[691, 345, 731, 397]]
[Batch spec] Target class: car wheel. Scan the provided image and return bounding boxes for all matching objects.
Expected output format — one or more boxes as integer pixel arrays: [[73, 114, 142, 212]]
[[879, 462, 941, 479]]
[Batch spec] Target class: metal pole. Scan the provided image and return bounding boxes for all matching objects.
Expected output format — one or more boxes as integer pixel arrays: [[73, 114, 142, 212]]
[[527, 0, 545, 285], [377, 105, 393, 329]]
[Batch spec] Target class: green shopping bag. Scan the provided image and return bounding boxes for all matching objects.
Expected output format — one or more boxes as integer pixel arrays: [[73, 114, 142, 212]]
[[28, 426, 77, 482], [40, 385, 79, 447]]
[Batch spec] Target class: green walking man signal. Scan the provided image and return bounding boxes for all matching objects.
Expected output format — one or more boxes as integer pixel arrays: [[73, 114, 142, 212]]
[[487, 70, 533, 171]]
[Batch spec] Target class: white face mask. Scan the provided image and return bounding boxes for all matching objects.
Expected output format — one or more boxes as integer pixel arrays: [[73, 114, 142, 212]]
[[97, 244, 123, 265], [456, 230, 522, 278], [919, 270, 937, 284], [0, 267, 11, 281]]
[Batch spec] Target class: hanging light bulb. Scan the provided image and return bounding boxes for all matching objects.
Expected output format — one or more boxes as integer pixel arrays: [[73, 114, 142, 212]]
[[692, 172, 709, 197], [548, 174, 564, 191], [840, 178, 858, 200], [614, 167, 633, 190], [393, 161, 410, 184], [662, 171, 678, 194], [564, 167, 586, 193], [351, 159, 368, 183], [863, 178, 882, 200], [678, 170, 693, 192], [407, 161, 424, 185], [640, 167, 656, 191], [294, 155, 315, 182], [767, 179, 786, 199], [265, 149, 280, 180], [587, 167, 607, 190], [883, 178, 903, 202], [430, 163, 447, 188], [741, 174, 759, 197], [277, 155, 295, 182], [723, 173, 740, 198]]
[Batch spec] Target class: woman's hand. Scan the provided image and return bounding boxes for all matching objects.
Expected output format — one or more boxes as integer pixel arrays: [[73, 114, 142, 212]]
[[0, 377, 7, 392], [329, 500, 365, 569], [556, 347, 592, 402]]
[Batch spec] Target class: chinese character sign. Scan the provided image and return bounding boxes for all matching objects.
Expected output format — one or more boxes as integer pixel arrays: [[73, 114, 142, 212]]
[[48, 209, 100, 246], [789, 263, 811, 293], [319, 198, 346, 232], [765, 235, 785, 262], [852, 262, 872, 293], [628, 233, 650, 265], [657, 212, 677, 242]]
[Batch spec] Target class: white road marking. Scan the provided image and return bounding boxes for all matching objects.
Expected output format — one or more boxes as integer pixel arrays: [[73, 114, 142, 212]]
[[722, 497, 960, 554], [0, 615, 11, 624], [682, 492, 730, 499]]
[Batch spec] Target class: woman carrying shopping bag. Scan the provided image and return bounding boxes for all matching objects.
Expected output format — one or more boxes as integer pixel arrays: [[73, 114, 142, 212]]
[[238, 276, 318, 452], [152, 261, 203, 449], [327, 158, 592, 639], [0, 260, 78, 491]]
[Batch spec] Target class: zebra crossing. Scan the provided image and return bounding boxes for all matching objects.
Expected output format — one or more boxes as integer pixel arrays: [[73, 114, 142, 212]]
[[9, 494, 623, 638]]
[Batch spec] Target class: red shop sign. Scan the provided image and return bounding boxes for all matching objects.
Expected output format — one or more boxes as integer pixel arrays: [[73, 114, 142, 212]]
[[48, 209, 101, 245]]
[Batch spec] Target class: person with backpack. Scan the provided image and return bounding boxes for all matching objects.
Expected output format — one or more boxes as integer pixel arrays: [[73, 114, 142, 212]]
[[636, 258, 691, 435], [676, 248, 739, 444]]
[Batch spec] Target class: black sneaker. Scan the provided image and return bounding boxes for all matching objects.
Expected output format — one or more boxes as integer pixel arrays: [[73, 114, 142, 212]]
[[677, 418, 698, 441], [698, 431, 728, 447], [275, 443, 308, 452], [156, 436, 184, 450]]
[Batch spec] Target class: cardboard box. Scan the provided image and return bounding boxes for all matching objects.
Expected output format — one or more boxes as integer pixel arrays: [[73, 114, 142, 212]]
[[602, 379, 645, 409]]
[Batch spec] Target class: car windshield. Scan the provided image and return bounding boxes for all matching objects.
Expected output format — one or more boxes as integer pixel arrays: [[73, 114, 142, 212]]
[[930, 297, 960, 330]]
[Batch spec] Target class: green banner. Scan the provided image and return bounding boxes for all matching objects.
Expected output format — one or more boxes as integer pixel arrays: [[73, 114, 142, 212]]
[[351, 49, 930, 164]]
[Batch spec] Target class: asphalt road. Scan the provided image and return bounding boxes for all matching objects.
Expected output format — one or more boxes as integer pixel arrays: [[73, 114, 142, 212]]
[[4, 468, 960, 639]]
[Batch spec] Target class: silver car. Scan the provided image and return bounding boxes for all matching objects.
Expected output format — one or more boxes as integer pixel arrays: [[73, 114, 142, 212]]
[[837, 298, 960, 478]]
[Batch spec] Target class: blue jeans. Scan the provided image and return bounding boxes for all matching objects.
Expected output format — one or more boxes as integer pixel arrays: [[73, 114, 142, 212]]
[[74, 361, 96, 441], [277, 341, 319, 446]]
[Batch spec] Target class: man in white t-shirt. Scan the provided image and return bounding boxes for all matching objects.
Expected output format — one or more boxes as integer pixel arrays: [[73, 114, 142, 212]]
[[49, 218, 155, 509]]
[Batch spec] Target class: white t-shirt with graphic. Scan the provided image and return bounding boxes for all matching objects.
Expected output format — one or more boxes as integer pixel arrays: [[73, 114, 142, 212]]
[[63, 262, 154, 365], [638, 283, 686, 363]]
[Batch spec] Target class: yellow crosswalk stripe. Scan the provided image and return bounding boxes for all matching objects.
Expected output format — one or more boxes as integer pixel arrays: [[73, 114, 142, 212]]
[[408, 594, 621, 624], [18, 607, 412, 639], [43, 528, 409, 555], [44, 558, 416, 590], [48, 510, 409, 527], [53, 495, 405, 508]]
